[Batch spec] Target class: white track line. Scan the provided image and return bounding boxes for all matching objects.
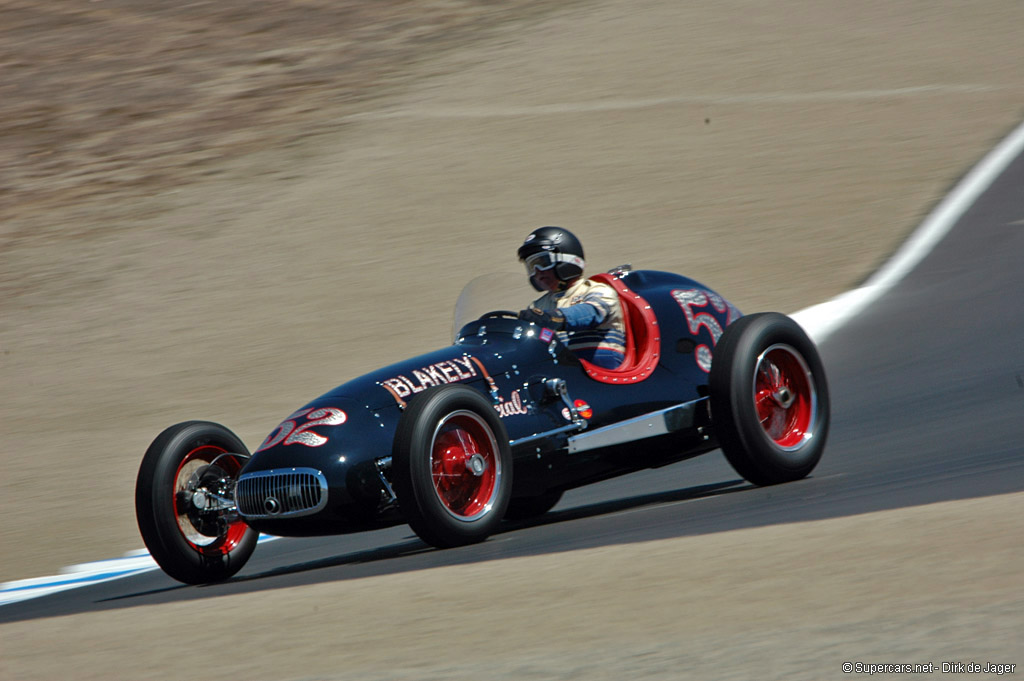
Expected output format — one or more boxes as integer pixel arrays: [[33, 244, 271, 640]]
[[346, 85, 1001, 120], [791, 119, 1024, 342], [0, 536, 278, 607], [3, 120, 1022, 608]]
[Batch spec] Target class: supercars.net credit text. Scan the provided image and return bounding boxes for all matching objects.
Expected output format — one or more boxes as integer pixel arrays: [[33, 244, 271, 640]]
[[842, 662, 1016, 675]]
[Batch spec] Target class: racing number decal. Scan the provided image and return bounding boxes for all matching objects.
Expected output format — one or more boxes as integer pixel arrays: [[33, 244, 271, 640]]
[[671, 289, 739, 373], [255, 407, 348, 452]]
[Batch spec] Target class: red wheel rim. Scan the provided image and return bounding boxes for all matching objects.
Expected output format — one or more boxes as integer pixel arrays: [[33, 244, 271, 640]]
[[753, 344, 817, 450], [429, 411, 501, 521], [173, 445, 248, 554]]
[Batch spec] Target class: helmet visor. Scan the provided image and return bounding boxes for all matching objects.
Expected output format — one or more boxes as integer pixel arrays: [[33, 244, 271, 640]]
[[523, 251, 558, 274]]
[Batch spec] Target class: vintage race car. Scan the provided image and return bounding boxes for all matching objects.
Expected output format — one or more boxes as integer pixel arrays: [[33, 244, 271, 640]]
[[136, 266, 830, 584]]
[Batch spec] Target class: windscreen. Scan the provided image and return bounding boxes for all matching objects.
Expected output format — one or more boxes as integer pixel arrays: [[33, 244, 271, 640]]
[[452, 272, 536, 340]]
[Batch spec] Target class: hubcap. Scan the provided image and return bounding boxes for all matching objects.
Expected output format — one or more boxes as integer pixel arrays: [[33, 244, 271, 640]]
[[173, 446, 247, 554], [753, 344, 816, 451], [430, 411, 500, 521]]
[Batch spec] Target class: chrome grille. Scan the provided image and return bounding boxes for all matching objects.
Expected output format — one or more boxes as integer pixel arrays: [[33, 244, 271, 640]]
[[236, 468, 328, 519]]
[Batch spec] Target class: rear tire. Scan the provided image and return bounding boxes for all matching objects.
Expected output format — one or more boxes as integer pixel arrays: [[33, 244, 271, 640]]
[[135, 421, 257, 584], [709, 313, 830, 485], [393, 385, 513, 548]]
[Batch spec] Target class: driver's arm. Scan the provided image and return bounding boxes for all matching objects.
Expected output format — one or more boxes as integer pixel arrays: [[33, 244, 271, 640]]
[[561, 288, 616, 330], [519, 299, 605, 331], [560, 301, 606, 330]]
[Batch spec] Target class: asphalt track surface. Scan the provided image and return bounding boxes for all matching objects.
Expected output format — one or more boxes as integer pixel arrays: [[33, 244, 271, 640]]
[[2, 141, 1021, 625]]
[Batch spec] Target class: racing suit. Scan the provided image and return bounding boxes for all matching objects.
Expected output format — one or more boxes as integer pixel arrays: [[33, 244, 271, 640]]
[[529, 278, 626, 369]]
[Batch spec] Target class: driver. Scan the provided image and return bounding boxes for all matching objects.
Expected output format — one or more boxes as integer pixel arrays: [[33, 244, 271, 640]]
[[517, 226, 626, 369]]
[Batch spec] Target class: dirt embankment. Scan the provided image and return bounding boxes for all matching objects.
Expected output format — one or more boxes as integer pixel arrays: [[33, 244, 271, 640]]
[[0, 0, 584, 231]]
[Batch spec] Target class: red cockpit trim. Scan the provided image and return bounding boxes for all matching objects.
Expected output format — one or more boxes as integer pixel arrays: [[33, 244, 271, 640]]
[[580, 273, 661, 384]]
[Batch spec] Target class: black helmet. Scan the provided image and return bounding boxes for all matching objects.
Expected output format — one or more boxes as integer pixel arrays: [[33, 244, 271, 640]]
[[517, 226, 586, 291]]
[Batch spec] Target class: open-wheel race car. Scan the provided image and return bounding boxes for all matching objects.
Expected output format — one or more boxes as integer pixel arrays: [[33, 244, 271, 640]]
[[135, 266, 830, 584]]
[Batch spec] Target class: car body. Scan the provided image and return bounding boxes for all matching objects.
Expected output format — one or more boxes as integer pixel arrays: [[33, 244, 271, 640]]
[[136, 267, 830, 584]]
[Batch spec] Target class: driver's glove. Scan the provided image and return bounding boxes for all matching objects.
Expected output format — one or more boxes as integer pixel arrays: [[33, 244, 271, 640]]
[[519, 306, 566, 331]]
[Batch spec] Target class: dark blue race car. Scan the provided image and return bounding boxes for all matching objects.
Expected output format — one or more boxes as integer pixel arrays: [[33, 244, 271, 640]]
[[136, 266, 830, 584]]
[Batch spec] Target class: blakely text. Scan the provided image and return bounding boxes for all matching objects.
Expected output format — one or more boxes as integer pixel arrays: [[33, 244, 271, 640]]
[[381, 356, 480, 398]]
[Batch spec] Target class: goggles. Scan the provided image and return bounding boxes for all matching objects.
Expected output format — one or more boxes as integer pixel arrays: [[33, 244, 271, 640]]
[[523, 251, 559, 273], [522, 251, 584, 275]]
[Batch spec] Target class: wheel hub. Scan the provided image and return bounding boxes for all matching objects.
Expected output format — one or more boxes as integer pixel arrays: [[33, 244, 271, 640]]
[[466, 453, 487, 476], [191, 489, 211, 511], [754, 345, 816, 451], [430, 411, 501, 521], [771, 384, 795, 409], [180, 464, 236, 539]]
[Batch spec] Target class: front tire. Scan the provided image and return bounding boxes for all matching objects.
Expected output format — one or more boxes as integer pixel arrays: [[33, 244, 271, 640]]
[[392, 385, 513, 548], [135, 421, 257, 584], [709, 312, 830, 485]]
